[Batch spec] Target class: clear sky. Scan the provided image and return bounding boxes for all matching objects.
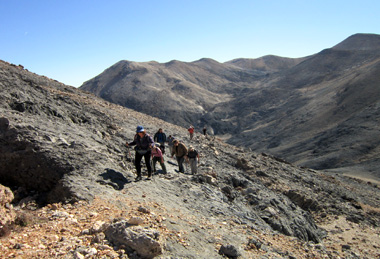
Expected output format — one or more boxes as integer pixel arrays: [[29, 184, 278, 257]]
[[1, 0, 379, 87]]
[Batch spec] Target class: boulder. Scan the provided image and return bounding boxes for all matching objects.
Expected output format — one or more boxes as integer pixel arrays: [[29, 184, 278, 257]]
[[104, 220, 162, 258], [0, 184, 16, 227]]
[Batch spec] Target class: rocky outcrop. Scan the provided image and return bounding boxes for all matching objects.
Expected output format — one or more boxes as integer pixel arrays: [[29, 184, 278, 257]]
[[0, 184, 15, 229], [0, 60, 134, 204]]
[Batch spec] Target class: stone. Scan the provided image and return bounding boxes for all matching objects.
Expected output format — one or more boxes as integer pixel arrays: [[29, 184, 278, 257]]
[[219, 244, 241, 258], [128, 216, 144, 225], [105, 220, 162, 258]]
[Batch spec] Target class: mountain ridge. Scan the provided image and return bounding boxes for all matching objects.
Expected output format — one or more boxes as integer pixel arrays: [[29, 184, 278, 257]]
[[225, 55, 307, 72]]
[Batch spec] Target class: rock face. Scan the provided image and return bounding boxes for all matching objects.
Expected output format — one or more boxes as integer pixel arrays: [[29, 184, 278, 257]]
[[80, 33, 380, 180], [0, 61, 136, 204], [1, 59, 380, 258]]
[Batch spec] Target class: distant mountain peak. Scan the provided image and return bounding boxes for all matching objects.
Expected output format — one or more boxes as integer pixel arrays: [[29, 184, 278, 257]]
[[332, 33, 380, 51], [165, 59, 182, 65], [192, 58, 219, 64]]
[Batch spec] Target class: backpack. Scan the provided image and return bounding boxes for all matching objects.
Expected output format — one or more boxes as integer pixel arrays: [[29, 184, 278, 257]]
[[188, 149, 198, 158]]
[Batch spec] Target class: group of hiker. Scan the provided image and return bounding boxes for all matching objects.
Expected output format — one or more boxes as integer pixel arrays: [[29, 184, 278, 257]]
[[125, 125, 202, 181]]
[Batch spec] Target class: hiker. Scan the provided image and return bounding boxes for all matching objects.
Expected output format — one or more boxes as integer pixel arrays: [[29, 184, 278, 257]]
[[188, 125, 194, 140], [126, 125, 154, 181], [171, 139, 188, 173], [187, 145, 200, 175], [203, 126, 207, 136], [167, 135, 175, 155], [151, 143, 167, 174], [154, 128, 166, 154]]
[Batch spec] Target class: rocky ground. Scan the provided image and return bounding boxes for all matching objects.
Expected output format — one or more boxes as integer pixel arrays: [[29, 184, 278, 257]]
[[1, 60, 380, 258], [1, 166, 380, 258]]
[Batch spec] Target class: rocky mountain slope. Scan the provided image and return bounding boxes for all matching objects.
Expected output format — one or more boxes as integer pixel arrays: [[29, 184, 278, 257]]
[[79, 58, 260, 129], [80, 33, 380, 181], [1, 60, 380, 258]]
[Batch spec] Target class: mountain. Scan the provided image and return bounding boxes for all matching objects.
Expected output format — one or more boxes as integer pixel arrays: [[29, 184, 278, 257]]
[[225, 34, 380, 176], [80, 33, 380, 181], [1, 60, 380, 258], [80, 58, 264, 128]]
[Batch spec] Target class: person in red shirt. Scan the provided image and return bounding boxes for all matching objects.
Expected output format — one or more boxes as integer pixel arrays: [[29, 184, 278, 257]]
[[188, 125, 194, 140]]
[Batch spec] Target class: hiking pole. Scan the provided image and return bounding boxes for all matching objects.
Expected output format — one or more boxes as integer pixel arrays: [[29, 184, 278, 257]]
[[150, 157, 154, 175], [185, 159, 189, 174], [125, 146, 133, 162]]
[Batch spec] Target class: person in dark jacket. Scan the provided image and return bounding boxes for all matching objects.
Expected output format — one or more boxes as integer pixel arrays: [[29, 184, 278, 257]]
[[154, 128, 167, 154], [126, 125, 154, 181], [171, 139, 188, 173]]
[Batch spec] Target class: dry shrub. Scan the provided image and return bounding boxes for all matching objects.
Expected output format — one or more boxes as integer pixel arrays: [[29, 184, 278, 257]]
[[14, 212, 34, 227], [0, 224, 11, 238]]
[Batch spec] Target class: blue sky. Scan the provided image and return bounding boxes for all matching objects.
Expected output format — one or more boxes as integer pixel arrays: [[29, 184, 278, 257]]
[[1, 0, 379, 87]]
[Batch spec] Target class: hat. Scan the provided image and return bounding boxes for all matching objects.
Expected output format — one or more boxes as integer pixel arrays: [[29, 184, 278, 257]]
[[136, 125, 144, 133], [189, 145, 194, 150]]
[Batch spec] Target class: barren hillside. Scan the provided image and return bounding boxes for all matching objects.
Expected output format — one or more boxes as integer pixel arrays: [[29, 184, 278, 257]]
[[1, 60, 380, 258]]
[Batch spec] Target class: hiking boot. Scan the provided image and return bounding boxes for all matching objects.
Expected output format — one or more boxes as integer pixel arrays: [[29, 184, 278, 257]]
[[146, 177, 151, 180], [135, 176, 142, 181]]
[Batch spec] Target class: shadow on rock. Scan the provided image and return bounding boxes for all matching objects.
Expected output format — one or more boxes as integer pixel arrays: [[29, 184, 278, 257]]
[[97, 169, 131, 190]]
